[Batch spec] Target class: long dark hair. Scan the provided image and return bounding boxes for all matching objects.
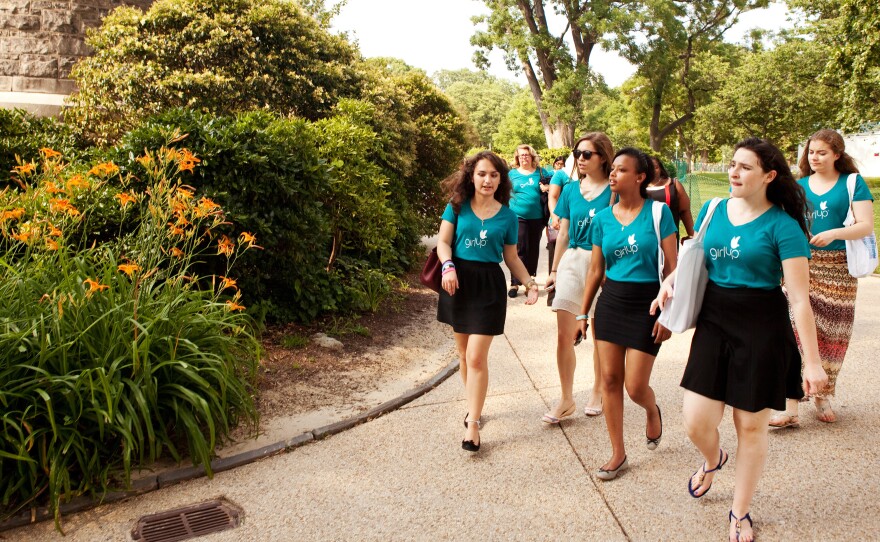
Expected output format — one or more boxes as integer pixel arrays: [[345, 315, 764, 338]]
[[614, 147, 655, 199], [442, 151, 511, 214], [798, 129, 860, 178], [650, 155, 671, 183], [735, 137, 810, 236], [571, 132, 614, 179]]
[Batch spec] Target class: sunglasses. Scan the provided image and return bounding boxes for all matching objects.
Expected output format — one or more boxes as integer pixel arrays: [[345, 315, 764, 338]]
[[573, 149, 595, 160]]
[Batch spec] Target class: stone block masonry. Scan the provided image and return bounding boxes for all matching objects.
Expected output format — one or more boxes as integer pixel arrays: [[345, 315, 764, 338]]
[[0, 0, 153, 96]]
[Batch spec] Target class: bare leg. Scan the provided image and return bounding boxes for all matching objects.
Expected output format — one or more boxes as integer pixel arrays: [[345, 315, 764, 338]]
[[584, 318, 603, 413], [597, 340, 627, 470], [682, 390, 726, 497], [622, 349, 660, 442], [454, 332, 468, 387], [463, 334, 494, 444], [729, 408, 771, 542], [769, 398, 800, 427], [548, 311, 577, 417]]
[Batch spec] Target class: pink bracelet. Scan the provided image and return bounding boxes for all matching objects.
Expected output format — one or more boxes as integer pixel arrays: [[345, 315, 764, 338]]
[[441, 267, 456, 276]]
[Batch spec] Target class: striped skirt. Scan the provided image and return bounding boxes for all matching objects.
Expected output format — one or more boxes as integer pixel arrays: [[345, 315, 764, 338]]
[[791, 249, 858, 398]]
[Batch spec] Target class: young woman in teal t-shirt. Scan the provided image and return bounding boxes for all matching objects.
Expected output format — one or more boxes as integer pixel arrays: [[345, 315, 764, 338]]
[[435, 151, 539, 453], [577, 147, 679, 482], [769, 129, 875, 428], [542, 133, 614, 425], [652, 138, 828, 542]]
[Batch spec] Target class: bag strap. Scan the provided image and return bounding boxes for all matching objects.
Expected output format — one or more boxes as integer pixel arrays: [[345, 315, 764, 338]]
[[664, 185, 671, 207], [694, 197, 723, 242], [652, 201, 665, 282]]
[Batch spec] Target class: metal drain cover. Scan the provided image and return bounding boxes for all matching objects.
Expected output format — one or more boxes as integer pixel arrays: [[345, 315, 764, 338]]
[[131, 499, 242, 542]]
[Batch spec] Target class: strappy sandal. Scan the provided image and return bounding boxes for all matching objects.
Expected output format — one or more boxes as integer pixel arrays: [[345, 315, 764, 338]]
[[768, 412, 799, 428], [542, 403, 576, 424], [729, 510, 754, 542], [688, 448, 728, 498]]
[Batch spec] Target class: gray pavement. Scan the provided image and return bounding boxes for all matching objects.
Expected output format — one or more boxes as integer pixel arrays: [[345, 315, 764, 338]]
[[6, 243, 880, 541]]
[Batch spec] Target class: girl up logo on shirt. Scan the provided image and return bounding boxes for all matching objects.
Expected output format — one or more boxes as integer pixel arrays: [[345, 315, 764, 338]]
[[710, 236, 741, 260], [577, 209, 596, 230], [464, 229, 489, 248], [614, 234, 639, 258], [519, 179, 535, 189], [810, 201, 829, 220]]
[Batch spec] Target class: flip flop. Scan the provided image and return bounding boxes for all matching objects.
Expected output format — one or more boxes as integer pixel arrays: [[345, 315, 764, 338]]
[[542, 404, 576, 424], [768, 413, 799, 429]]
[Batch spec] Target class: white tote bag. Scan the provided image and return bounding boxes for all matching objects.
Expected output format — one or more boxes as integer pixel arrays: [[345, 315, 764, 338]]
[[658, 197, 723, 333], [843, 173, 878, 278]]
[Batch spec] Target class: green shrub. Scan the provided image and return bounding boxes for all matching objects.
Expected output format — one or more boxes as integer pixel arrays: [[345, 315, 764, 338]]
[[66, 0, 362, 144], [0, 148, 259, 525], [0, 109, 86, 180]]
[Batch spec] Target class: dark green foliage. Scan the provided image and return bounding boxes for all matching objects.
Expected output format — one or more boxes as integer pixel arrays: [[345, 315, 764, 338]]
[[0, 109, 86, 180]]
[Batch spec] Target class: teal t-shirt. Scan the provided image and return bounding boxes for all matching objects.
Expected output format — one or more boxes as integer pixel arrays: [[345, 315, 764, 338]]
[[798, 173, 874, 251], [442, 201, 518, 263], [554, 182, 612, 250], [550, 169, 575, 188], [695, 199, 811, 289], [590, 202, 676, 283], [509, 166, 552, 219]]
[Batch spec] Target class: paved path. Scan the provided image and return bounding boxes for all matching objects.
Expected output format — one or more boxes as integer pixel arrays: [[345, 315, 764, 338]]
[[7, 253, 880, 540]]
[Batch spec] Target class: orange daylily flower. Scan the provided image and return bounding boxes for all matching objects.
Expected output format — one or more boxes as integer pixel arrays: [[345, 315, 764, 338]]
[[83, 278, 109, 297], [169, 224, 185, 236], [177, 149, 201, 173], [238, 231, 262, 249], [66, 175, 90, 190], [46, 239, 59, 251], [13, 163, 35, 175], [49, 198, 80, 216], [0, 208, 25, 222], [217, 235, 234, 257], [44, 181, 65, 195], [170, 247, 185, 258], [226, 300, 246, 312], [11, 231, 30, 243], [218, 276, 238, 291], [136, 155, 153, 168], [175, 187, 195, 200], [39, 148, 62, 159], [117, 263, 141, 277], [115, 192, 138, 208], [48, 224, 62, 237], [87, 162, 120, 177]]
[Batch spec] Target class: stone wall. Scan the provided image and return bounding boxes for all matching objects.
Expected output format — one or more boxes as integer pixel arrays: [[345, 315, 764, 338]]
[[0, 0, 153, 96]]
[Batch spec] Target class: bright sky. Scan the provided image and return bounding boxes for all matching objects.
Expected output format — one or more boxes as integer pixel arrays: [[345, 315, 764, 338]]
[[332, 0, 794, 88]]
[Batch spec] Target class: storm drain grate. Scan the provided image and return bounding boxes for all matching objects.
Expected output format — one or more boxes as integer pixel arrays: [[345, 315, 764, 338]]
[[131, 499, 242, 542]]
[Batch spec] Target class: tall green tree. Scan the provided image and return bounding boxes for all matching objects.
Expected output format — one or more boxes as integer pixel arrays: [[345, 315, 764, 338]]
[[492, 88, 546, 155], [438, 70, 519, 148], [472, 0, 626, 148], [610, 0, 767, 151], [787, 0, 880, 130], [694, 38, 838, 153]]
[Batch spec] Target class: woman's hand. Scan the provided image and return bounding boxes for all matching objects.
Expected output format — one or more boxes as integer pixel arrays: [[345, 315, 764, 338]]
[[550, 214, 560, 230], [545, 271, 557, 291], [441, 270, 458, 296], [809, 230, 836, 247], [577, 318, 589, 340], [524, 282, 539, 305], [649, 281, 674, 315], [652, 321, 671, 344], [802, 364, 829, 397]]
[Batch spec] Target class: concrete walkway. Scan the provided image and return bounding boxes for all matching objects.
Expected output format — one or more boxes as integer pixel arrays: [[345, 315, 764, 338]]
[[7, 258, 880, 540]]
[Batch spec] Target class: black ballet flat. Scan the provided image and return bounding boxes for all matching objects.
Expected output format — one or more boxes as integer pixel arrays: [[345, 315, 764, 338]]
[[462, 419, 481, 452]]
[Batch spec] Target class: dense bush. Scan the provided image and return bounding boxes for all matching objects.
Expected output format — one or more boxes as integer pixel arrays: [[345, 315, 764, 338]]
[[0, 148, 259, 524], [0, 109, 86, 179], [66, 0, 362, 144]]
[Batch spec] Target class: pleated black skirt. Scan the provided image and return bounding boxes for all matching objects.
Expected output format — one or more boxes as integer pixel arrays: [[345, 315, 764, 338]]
[[680, 281, 804, 412], [437, 258, 507, 335], [594, 278, 662, 356]]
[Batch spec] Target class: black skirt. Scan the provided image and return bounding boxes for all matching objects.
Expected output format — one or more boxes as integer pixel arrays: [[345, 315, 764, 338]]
[[680, 281, 804, 412], [437, 258, 507, 336], [594, 278, 662, 356]]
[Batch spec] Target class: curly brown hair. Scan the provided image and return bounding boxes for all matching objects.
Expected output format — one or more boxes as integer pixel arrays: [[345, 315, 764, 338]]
[[441, 151, 511, 214], [798, 129, 860, 178]]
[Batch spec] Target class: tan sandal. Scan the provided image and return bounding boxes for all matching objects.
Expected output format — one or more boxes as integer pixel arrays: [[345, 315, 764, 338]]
[[768, 413, 799, 429]]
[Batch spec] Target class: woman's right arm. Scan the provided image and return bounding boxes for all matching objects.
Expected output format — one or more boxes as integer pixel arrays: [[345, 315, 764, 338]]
[[548, 184, 563, 229], [577, 246, 606, 337], [675, 179, 696, 239], [437, 219, 458, 296], [546, 219, 570, 289]]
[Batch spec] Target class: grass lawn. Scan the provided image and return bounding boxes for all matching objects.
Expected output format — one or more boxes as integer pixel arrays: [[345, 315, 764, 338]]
[[682, 172, 879, 273]]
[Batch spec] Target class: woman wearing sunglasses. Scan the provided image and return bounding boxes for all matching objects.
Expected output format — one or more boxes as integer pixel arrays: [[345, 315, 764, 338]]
[[578, 147, 678, 480], [543, 133, 614, 424], [507, 144, 553, 298]]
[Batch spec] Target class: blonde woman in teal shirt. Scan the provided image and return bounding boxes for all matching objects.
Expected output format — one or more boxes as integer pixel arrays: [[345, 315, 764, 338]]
[[507, 144, 553, 297]]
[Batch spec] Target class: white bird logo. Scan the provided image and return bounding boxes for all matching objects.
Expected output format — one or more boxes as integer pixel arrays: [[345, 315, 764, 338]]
[[820, 201, 828, 211], [479, 229, 488, 240], [628, 234, 637, 245], [589, 208, 596, 218], [731, 236, 741, 249]]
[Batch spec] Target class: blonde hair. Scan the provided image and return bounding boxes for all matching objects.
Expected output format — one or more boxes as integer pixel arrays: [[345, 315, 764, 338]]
[[513, 144, 540, 167]]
